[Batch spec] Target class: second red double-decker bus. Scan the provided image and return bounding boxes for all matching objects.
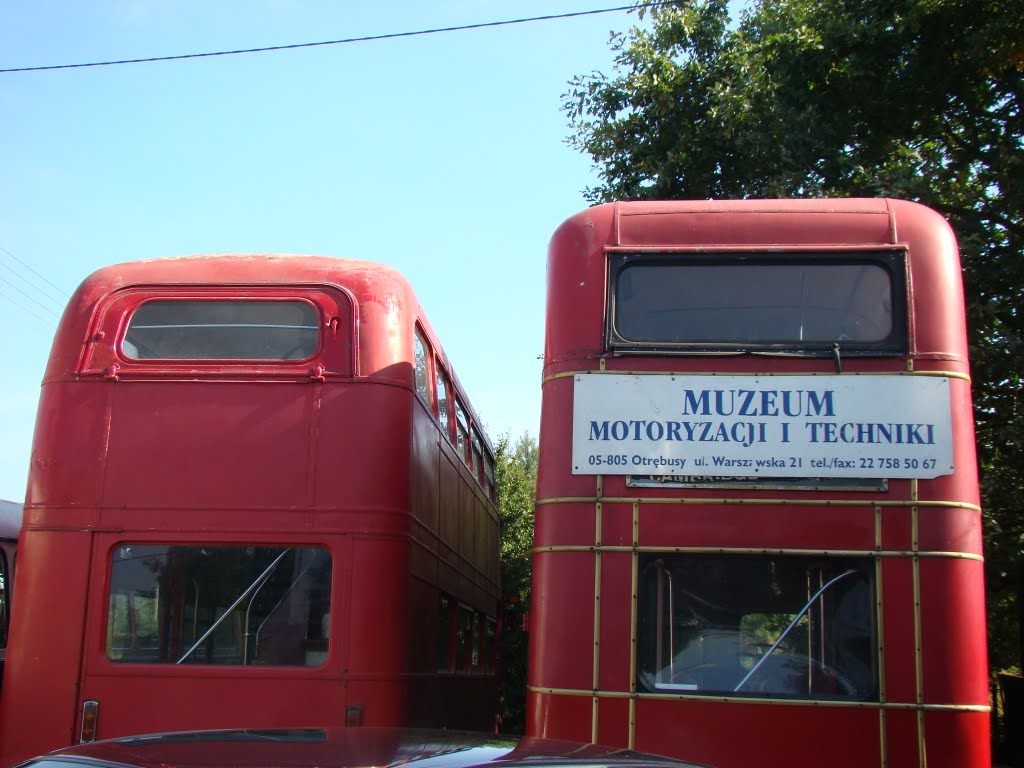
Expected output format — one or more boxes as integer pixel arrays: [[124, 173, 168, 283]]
[[529, 200, 988, 768], [0, 255, 500, 765]]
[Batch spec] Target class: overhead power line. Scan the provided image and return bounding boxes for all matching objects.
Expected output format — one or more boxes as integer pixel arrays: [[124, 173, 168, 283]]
[[0, 247, 71, 304], [0, 273, 61, 321], [0, 246, 70, 330], [0, 3, 671, 74]]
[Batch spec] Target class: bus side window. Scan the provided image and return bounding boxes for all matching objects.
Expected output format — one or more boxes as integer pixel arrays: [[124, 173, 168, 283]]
[[437, 368, 452, 441], [471, 430, 485, 486], [483, 617, 497, 673], [484, 453, 496, 501], [437, 594, 454, 673], [455, 401, 470, 466], [413, 328, 435, 409], [0, 549, 8, 656], [455, 605, 476, 672]]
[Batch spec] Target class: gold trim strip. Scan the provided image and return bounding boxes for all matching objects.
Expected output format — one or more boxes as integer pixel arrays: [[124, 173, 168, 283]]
[[628, 697, 636, 751], [537, 496, 981, 513], [592, 488, 602, 744], [526, 687, 990, 713], [543, 369, 971, 384], [593, 549, 602, 691], [629, 526, 638, 750], [880, 709, 888, 768], [875, 511, 889, 768], [911, 490, 927, 768], [532, 545, 983, 562]]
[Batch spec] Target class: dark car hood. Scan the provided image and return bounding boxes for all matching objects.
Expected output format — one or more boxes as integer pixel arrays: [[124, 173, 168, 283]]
[[18, 728, 707, 768]]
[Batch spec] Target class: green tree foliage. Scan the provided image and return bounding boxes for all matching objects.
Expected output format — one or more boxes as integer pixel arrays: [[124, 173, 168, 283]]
[[495, 432, 538, 734], [565, 0, 1024, 673]]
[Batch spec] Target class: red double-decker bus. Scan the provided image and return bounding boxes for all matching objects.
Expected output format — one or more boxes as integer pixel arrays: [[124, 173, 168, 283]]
[[529, 200, 988, 768], [0, 255, 500, 765]]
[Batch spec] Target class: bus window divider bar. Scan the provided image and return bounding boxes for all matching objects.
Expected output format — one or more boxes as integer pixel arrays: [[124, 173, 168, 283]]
[[177, 547, 291, 665], [542, 368, 971, 383], [526, 686, 991, 713], [536, 496, 981, 513], [532, 545, 983, 561]]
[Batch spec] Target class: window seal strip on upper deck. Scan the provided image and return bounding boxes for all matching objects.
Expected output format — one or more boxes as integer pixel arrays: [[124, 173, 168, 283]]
[[81, 285, 353, 378], [605, 250, 909, 357]]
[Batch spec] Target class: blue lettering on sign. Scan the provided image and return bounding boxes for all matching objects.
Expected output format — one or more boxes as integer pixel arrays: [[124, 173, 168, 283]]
[[587, 420, 768, 448], [805, 422, 936, 444], [680, 388, 835, 417]]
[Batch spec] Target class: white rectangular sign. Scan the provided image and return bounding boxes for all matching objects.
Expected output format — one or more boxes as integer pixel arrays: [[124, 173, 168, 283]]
[[571, 374, 954, 479]]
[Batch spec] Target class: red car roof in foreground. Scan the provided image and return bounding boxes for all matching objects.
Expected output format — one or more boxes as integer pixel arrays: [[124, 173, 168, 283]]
[[17, 728, 708, 768]]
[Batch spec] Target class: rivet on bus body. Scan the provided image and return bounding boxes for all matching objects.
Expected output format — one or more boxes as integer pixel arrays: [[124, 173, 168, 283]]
[[345, 705, 363, 727], [91, 330, 106, 342], [104, 364, 119, 380], [311, 364, 326, 382], [80, 700, 99, 743]]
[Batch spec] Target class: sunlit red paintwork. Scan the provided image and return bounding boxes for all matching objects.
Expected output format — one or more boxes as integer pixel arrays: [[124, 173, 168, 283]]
[[0, 255, 499, 765], [528, 200, 988, 768]]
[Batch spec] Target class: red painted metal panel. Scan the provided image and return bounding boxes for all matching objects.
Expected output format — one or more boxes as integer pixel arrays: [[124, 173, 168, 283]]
[[916, 506, 984, 554], [636, 502, 878, 551], [923, 709, 991, 767], [919, 559, 989, 704], [600, 502, 634, 548], [103, 383, 316, 509], [597, 553, 634, 693], [25, 382, 107, 508], [529, 552, 594, 693], [879, 557, 918, 705], [0, 531, 91, 762], [534, 502, 597, 549], [880, 505, 914, 552], [78, 674, 348, 739], [884, 709, 923, 768], [632, 697, 882, 768], [595, 696, 630, 749], [528, 693, 593, 744]]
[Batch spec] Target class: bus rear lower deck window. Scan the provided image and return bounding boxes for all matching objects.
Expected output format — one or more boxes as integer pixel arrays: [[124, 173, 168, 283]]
[[608, 253, 906, 354], [106, 544, 332, 667], [636, 553, 877, 701], [123, 300, 320, 360]]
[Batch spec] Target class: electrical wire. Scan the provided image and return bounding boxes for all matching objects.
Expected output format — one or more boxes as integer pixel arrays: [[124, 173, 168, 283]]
[[0, 273, 62, 321], [0, 3, 675, 74], [0, 248, 70, 305], [0, 285, 58, 330]]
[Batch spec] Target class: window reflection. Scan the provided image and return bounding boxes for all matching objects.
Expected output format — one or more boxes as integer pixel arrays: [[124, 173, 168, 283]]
[[124, 301, 320, 360], [637, 554, 876, 700], [612, 255, 902, 352], [107, 544, 332, 667]]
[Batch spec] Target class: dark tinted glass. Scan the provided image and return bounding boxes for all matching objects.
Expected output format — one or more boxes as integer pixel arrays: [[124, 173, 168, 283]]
[[124, 300, 319, 360], [636, 554, 876, 701], [107, 544, 332, 666], [611, 255, 903, 352]]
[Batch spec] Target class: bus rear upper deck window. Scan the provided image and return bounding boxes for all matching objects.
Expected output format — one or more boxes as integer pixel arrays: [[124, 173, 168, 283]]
[[610, 254, 904, 352], [123, 300, 320, 360]]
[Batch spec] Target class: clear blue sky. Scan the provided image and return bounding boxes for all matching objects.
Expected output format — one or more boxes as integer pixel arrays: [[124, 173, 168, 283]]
[[0, 0, 644, 502]]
